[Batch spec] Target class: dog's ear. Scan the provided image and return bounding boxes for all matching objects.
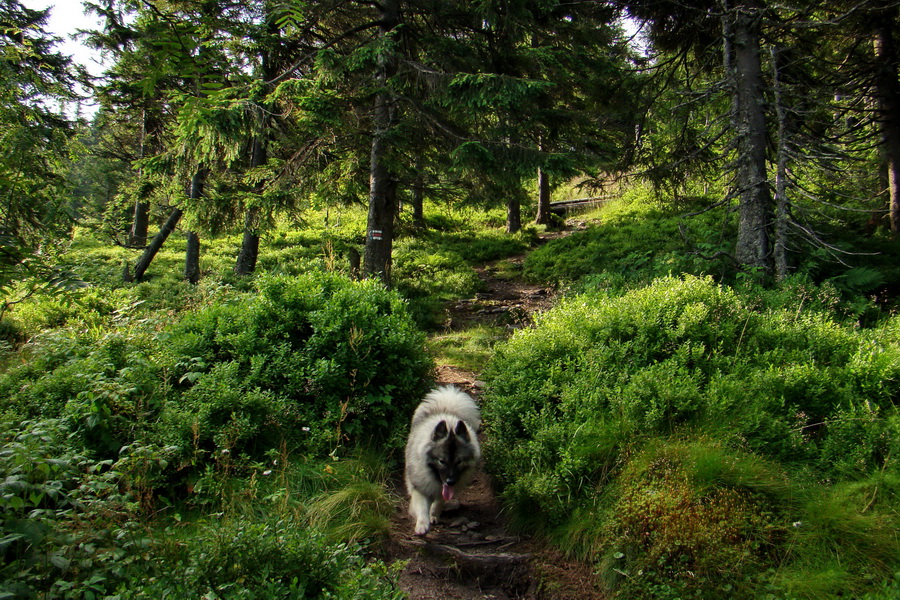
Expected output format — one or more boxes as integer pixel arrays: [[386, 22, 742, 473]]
[[432, 420, 449, 440], [454, 420, 470, 442]]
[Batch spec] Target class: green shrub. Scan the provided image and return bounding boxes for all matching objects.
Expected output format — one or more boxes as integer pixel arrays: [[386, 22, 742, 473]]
[[0, 419, 143, 600], [0, 427, 405, 599], [2, 272, 431, 500], [482, 275, 900, 598], [0, 420, 406, 599], [162, 272, 433, 457], [158, 361, 300, 474], [485, 276, 899, 488], [0, 331, 161, 436], [122, 517, 406, 599]]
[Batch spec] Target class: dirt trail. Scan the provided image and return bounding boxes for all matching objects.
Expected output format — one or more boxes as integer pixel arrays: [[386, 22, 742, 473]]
[[386, 230, 605, 600]]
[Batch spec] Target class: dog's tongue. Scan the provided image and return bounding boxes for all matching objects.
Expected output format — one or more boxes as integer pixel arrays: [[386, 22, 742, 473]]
[[442, 484, 454, 501]]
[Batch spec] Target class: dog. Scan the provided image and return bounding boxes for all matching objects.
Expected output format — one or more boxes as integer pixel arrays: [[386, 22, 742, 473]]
[[404, 385, 481, 535]]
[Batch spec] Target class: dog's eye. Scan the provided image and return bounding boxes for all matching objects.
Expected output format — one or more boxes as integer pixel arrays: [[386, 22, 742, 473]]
[[437, 458, 447, 465]]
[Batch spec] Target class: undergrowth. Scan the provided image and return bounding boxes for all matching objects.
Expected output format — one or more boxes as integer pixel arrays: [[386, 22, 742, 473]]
[[523, 187, 736, 287], [0, 420, 405, 598], [482, 275, 900, 599], [0, 266, 423, 598], [4, 187, 900, 599]]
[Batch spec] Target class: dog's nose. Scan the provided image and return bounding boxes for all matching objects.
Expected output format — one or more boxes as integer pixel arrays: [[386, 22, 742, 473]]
[[445, 475, 457, 486]]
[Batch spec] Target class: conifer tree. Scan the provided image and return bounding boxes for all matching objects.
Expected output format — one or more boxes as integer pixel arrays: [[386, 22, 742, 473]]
[[869, 1, 900, 235], [0, 0, 85, 312], [87, 0, 172, 249], [0, 0, 81, 244]]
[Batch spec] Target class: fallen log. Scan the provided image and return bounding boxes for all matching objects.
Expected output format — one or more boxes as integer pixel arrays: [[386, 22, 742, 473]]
[[548, 195, 613, 215]]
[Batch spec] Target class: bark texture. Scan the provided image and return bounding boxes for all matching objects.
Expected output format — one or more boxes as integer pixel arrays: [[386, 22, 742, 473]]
[[183, 169, 205, 284], [129, 201, 150, 247], [506, 194, 521, 234], [184, 231, 201, 284], [873, 3, 900, 236], [729, 1, 773, 272], [363, 0, 401, 285], [234, 132, 265, 277], [534, 167, 552, 226], [234, 205, 261, 276], [412, 174, 426, 230], [771, 45, 791, 281], [128, 109, 154, 247], [133, 207, 182, 282]]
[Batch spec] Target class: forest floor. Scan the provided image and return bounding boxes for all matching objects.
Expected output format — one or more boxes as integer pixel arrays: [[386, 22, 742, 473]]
[[384, 221, 607, 600]]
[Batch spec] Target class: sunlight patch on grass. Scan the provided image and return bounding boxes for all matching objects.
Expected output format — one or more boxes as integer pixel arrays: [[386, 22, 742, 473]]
[[484, 257, 524, 281], [428, 324, 507, 372]]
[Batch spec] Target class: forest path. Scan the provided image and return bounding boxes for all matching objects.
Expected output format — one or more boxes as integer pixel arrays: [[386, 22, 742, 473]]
[[385, 223, 606, 600]]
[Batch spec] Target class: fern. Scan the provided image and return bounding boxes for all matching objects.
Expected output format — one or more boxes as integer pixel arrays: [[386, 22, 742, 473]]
[[832, 266, 885, 294]]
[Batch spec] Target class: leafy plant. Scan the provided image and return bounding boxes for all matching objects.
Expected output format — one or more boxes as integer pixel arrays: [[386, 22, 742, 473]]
[[482, 275, 900, 598], [0, 419, 144, 599], [161, 271, 433, 460]]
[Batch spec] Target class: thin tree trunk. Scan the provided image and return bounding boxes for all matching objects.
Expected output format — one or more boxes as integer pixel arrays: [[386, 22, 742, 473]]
[[363, 0, 400, 285], [235, 138, 265, 276], [534, 167, 552, 226], [129, 201, 150, 247], [128, 108, 151, 247], [771, 46, 791, 281], [412, 173, 425, 230], [133, 207, 182, 282], [873, 3, 900, 237], [348, 247, 361, 280], [184, 169, 205, 284], [506, 194, 521, 234], [729, 0, 773, 273], [184, 231, 200, 283]]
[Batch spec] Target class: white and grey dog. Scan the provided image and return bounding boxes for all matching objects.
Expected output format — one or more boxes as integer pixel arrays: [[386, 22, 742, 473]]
[[404, 385, 481, 535]]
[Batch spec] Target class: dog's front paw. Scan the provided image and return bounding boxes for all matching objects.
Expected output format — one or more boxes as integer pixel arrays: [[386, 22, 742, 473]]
[[414, 520, 430, 536]]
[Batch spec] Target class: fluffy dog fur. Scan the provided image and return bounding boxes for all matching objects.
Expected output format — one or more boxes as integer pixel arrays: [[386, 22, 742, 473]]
[[404, 385, 481, 535]]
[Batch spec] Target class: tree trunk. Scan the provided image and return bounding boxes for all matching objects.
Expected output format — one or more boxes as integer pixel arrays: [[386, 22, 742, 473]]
[[133, 207, 182, 282], [364, 153, 398, 284], [348, 247, 361, 280], [235, 206, 261, 276], [771, 46, 791, 281], [412, 173, 426, 230], [128, 109, 152, 247], [506, 194, 521, 234], [129, 201, 149, 247], [184, 231, 200, 284], [873, 3, 900, 237], [183, 169, 205, 284], [363, 0, 400, 285], [235, 124, 267, 276], [729, 0, 773, 273], [534, 167, 552, 226]]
